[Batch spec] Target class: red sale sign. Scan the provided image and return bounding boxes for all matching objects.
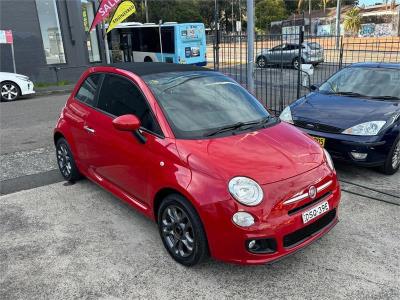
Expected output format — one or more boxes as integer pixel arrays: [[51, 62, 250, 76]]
[[89, 0, 122, 32], [5, 30, 13, 44]]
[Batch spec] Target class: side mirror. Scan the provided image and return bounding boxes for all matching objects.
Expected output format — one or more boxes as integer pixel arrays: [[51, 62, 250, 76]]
[[113, 114, 146, 143], [112, 114, 141, 131], [310, 84, 319, 91]]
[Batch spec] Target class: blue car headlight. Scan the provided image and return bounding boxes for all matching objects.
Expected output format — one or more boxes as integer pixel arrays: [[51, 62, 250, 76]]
[[279, 106, 293, 124], [342, 121, 386, 136]]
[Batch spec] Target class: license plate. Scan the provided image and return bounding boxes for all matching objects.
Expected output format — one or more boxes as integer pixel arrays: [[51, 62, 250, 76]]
[[312, 136, 325, 147], [302, 201, 329, 224]]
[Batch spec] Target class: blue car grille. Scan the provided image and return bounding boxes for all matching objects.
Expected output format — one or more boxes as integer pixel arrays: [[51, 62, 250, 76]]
[[294, 120, 342, 134]]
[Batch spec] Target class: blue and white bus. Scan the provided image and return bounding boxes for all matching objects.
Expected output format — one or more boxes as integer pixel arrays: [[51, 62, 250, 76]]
[[107, 22, 206, 66]]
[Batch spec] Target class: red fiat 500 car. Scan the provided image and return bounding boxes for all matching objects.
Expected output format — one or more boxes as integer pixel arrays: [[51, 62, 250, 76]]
[[54, 63, 341, 266]]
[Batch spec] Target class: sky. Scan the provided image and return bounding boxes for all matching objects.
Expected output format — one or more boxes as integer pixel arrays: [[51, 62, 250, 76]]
[[358, 0, 400, 6]]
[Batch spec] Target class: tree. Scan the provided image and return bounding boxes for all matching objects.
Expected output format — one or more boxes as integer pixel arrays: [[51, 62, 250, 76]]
[[297, 0, 331, 13], [343, 6, 361, 36], [255, 0, 288, 31]]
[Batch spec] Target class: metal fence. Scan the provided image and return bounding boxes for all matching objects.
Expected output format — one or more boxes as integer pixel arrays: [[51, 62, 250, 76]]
[[207, 33, 400, 115]]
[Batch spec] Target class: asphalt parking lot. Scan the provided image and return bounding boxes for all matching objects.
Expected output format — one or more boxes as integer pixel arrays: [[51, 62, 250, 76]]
[[1, 94, 400, 299]]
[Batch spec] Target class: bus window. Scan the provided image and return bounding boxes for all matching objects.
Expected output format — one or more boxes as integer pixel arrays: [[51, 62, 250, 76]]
[[161, 27, 175, 54]]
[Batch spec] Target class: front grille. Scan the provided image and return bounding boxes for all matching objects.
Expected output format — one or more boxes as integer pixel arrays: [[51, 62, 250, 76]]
[[288, 192, 331, 215], [283, 209, 336, 248], [294, 120, 342, 134]]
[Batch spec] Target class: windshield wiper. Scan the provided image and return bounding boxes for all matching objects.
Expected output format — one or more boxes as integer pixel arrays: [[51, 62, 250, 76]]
[[205, 116, 270, 137], [370, 95, 400, 100], [329, 91, 366, 97]]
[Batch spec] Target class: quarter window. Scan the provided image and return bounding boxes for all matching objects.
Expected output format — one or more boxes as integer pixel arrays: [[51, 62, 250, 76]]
[[97, 75, 162, 135], [75, 74, 101, 106]]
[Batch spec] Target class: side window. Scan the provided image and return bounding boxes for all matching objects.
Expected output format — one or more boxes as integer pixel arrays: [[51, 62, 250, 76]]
[[75, 74, 101, 106], [97, 74, 162, 135], [287, 44, 299, 50]]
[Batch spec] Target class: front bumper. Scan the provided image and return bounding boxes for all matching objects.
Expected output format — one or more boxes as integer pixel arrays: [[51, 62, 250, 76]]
[[304, 57, 324, 64], [201, 163, 341, 265], [21, 80, 35, 96], [295, 127, 388, 167]]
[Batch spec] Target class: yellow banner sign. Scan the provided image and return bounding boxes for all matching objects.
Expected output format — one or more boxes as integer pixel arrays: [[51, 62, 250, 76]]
[[106, 0, 136, 33]]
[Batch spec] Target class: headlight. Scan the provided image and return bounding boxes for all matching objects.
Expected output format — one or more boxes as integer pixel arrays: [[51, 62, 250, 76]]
[[228, 177, 264, 206], [16, 75, 30, 81], [323, 149, 335, 172], [342, 121, 386, 136], [279, 106, 293, 124]]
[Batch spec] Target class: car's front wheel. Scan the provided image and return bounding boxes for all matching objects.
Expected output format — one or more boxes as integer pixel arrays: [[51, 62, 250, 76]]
[[256, 56, 267, 68], [381, 136, 400, 175], [56, 138, 82, 182], [158, 194, 208, 266], [1, 81, 20, 101]]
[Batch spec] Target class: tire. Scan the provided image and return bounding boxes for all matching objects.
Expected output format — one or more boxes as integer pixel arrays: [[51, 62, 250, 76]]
[[380, 136, 400, 175], [1, 81, 20, 101], [256, 56, 267, 68], [144, 56, 153, 62], [292, 57, 304, 69], [158, 194, 208, 266], [56, 138, 82, 182]]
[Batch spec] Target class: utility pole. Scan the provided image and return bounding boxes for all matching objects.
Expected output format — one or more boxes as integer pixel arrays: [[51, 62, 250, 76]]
[[247, 0, 254, 94], [102, 21, 110, 64], [214, 0, 220, 70], [335, 0, 341, 49], [232, 0, 234, 33], [145, 0, 149, 23], [309, 0, 312, 35]]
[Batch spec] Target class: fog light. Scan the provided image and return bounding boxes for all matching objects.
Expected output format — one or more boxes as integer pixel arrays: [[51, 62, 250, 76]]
[[232, 212, 255, 227], [350, 152, 368, 160], [248, 240, 256, 249], [246, 238, 277, 254]]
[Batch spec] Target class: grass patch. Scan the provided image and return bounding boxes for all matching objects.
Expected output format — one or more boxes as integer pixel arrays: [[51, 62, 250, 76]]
[[35, 80, 70, 88]]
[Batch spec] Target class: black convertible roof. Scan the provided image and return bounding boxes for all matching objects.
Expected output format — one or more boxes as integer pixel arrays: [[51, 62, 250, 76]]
[[104, 62, 212, 76]]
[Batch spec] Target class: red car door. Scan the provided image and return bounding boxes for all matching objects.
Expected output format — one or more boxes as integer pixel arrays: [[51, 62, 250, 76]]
[[64, 74, 102, 169], [83, 74, 164, 204]]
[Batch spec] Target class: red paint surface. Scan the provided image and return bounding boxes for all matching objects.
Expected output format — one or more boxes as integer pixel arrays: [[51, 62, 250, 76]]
[[55, 66, 341, 264]]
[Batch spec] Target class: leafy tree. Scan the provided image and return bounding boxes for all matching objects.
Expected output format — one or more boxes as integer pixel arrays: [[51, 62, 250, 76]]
[[343, 6, 361, 36], [255, 0, 288, 31]]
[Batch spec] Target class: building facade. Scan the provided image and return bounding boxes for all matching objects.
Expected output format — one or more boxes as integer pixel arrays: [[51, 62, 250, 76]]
[[0, 0, 106, 83]]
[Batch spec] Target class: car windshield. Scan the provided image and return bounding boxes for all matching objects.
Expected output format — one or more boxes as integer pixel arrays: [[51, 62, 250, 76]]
[[319, 67, 400, 100], [143, 71, 273, 139], [306, 42, 321, 50]]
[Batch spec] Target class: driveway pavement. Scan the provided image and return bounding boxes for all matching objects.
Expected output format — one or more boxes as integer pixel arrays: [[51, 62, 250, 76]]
[[1, 180, 399, 299]]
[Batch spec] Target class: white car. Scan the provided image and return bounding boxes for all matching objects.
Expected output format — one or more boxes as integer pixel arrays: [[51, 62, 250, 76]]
[[0, 72, 35, 101]]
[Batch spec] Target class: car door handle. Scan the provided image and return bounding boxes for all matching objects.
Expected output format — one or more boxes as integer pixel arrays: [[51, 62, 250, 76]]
[[84, 126, 95, 134]]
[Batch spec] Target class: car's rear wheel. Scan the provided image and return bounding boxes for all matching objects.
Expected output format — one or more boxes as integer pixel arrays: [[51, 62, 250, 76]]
[[292, 57, 304, 69], [158, 194, 208, 266], [1, 81, 20, 101], [256, 56, 267, 68], [56, 138, 82, 182], [380, 136, 400, 175]]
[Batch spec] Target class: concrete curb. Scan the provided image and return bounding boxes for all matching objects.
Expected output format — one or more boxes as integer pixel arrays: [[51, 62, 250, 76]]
[[34, 87, 74, 97]]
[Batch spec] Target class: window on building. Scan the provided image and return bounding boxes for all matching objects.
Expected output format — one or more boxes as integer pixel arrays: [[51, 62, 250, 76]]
[[35, 0, 66, 64], [81, 0, 101, 62]]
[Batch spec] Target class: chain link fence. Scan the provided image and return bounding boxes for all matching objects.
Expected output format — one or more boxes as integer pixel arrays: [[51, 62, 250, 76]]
[[207, 33, 400, 115]]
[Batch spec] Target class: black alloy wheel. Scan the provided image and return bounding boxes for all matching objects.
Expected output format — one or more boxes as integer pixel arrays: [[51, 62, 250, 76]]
[[158, 194, 208, 266], [56, 138, 82, 182]]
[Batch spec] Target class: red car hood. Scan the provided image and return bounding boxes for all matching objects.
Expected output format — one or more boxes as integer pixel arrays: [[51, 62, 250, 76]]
[[175, 122, 324, 184]]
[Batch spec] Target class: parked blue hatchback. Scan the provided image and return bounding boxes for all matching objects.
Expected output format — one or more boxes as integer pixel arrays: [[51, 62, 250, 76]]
[[280, 62, 400, 174]]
